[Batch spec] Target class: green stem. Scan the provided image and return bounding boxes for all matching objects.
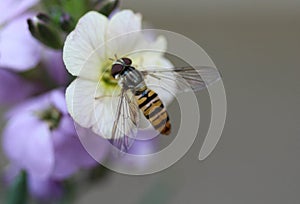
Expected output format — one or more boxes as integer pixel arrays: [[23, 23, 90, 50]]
[[6, 171, 28, 204]]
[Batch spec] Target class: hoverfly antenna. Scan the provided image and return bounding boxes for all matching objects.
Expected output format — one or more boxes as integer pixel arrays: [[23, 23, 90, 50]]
[[114, 54, 118, 60], [109, 54, 119, 62]]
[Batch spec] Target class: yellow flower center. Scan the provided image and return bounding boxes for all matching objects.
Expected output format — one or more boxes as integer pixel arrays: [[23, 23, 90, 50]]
[[37, 106, 62, 130], [99, 60, 121, 95]]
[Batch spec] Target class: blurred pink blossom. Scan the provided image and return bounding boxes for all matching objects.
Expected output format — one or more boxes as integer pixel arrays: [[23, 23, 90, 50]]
[[0, 1, 42, 71], [3, 90, 105, 180]]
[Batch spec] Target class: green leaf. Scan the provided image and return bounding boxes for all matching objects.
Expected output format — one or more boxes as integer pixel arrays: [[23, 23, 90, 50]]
[[6, 171, 28, 204], [61, 0, 89, 21]]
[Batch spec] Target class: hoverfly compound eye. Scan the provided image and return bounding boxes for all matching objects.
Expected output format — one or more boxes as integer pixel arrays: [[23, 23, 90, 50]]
[[111, 63, 123, 78], [121, 57, 132, 66]]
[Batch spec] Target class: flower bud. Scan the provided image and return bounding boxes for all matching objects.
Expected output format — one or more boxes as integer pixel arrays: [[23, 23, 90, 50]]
[[60, 13, 75, 33], [47, 7, 75, 33], [96, 0, 119, 17], [27, 13, 63, 49]]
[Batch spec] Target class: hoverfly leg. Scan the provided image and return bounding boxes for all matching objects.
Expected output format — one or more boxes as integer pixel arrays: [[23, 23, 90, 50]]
[[94, 95, 111, 100], [149, 73, 161, 80]]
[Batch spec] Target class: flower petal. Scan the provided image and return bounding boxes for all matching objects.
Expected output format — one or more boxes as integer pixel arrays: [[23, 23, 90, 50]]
[[65, 78, 102, 129], [52, 133, 97, 179], [131, 35, 167, 60], [65, 77, 123, 139], [2, 164, 21, 186], [28, 174, 63, 199], [63, 11, 108, 80], [105, 10, 142, 57], [5, 92, 50, 120], [0, 69, 39, 105], [110, 130, 159, 169], [3, 113, 54, 179], [51, 116, 75, 146], [76, 125, 110, 163], [49, 89, 68, 115], [0, 14, 42, 71], [0, 0, 39, 25], [42, 50, 68, 86]]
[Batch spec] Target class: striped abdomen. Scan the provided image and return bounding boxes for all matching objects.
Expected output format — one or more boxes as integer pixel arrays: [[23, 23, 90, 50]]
[[135, 88, 171, 135]]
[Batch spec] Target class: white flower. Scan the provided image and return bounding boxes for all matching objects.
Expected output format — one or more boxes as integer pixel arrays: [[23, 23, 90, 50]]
[[63, 10, 175, 139]]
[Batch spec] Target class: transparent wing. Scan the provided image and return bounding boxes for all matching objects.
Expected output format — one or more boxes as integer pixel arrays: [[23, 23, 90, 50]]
[[110, 88, 139, 152], [141, 66, 221, 93]]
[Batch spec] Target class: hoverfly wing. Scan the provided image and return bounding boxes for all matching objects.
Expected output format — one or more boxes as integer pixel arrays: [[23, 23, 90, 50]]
[[141, 66, 221, 93], [110, 87, 139, 152]]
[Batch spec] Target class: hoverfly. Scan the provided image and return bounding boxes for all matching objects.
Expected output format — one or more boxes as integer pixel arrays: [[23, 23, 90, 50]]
[[109, 57, 221, 152]]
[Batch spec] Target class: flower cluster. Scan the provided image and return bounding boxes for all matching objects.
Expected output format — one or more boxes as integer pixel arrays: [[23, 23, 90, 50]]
[[1, 0, 167, 202], [0, 0, 108, 200]]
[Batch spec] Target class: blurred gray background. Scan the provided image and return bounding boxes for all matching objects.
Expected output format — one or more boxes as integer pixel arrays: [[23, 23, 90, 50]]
[[2, 0, 300, 203], [76, 0, 300, 203]]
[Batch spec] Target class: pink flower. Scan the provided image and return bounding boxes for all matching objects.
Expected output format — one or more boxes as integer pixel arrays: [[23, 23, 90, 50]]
[[3, 90, 108, 180], [0, 69, 40, 105], [0, 0, 42, 71]]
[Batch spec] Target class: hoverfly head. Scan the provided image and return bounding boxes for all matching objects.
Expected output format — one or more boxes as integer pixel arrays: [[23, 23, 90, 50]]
[[111, 57, 132, 79]]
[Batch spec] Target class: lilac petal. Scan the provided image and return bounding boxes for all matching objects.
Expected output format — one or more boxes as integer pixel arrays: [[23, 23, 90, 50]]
[[52, 131, 97, 179], [128, 138, 157, 155], [51, 116, 76, 147], [128, 130, 158, 155], [0, 13, 42, 71], [0, 0, 39, 25], [49, 89, 68, 115], [6, 93, 50, 119], [115, 130, 158, 168], [71, 138, 99, 168], [6, 89, 66, 121], [42, 50, 68, 85], [3, 113, 55, 179], [76, 124, 111, 164], [28, 174, 63, 199], [2, 164, 21, 186], [0, 69, 38, 105]]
